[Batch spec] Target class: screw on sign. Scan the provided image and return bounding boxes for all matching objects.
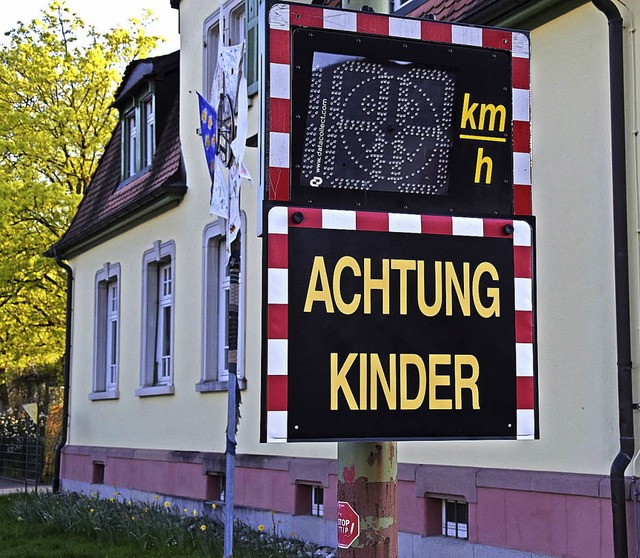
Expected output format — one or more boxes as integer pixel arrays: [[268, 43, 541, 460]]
[[337, 501, 360, 549]]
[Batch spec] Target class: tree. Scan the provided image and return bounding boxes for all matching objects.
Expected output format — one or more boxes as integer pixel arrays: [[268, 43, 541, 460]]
[[0, 1, 161, 396]]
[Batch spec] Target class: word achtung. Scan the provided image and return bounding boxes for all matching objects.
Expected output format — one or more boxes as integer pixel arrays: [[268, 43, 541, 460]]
[[304, 256, 501, 317]]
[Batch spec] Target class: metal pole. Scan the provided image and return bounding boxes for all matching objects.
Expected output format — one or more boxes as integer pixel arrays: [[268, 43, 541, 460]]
[[34, 426, 39, 494], [224, 235, 241, 558], [24, 434, 29, 493], [338, 441, 398, 558]]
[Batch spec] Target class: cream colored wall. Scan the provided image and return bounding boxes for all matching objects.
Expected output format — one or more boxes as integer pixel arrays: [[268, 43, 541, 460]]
[[67, 0, 333, 460], [401, 3, 628, 473], [68, 1, 640, 475]]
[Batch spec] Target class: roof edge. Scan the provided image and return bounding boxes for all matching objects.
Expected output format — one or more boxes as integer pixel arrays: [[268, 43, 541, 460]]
[[462, 0, 590, 29], [46, 185, 187, 260]]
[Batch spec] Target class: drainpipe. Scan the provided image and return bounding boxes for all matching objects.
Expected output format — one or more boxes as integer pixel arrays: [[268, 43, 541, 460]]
[[592, 1, 634, 556], [52, 253, 73, 493]]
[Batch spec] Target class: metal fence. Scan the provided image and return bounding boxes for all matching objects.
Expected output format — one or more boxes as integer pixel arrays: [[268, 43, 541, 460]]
[[0, 435, 45, 488]]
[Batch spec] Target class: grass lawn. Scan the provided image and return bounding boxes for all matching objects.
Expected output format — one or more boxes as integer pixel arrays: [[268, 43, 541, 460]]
[[0, 492, 327, 558], [0, 493, 191, 558]]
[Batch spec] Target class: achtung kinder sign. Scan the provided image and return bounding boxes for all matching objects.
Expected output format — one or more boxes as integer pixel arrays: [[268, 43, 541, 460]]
[[261, 205, 538, 442]]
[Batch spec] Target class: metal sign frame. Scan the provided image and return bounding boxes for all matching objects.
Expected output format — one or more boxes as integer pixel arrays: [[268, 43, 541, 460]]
[[261, 1, 532, 216], [261, 204, 538, 442]]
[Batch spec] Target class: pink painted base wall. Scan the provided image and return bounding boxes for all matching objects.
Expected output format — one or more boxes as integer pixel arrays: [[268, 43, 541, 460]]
[[61, 446, 625, 558], [477, 488, 614, 557]]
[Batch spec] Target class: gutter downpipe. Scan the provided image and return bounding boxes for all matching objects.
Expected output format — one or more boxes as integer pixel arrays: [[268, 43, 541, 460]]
[[52, 253, 73, 493], [592, 2, 634, 556]]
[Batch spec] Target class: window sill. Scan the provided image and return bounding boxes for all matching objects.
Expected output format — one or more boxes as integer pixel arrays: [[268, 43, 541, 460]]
[[196, 378, 247, 393], [135, 385, 175, 397], [89, 390, 120, 401]]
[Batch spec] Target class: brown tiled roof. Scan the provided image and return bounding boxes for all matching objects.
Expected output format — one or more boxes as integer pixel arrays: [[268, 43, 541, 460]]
[[315, 0, 535, 24], [47, 91, 186, 259], [404, 0, 488, 20]]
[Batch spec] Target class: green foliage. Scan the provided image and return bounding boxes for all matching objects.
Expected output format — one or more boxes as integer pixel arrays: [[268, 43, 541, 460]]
[[7, 491, 325, 557], [0, 1, 161, 376]]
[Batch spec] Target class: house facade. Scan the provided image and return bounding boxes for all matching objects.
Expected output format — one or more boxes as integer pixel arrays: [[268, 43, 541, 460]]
[[47, 0, 640, 556]]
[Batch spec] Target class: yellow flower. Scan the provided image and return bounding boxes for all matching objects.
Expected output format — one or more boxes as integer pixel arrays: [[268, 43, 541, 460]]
[[131, 516, 135, 521], [193, 509, 198, 517], [258, 524, 265, 532], [144, 507, 149, 513], [200, 524, 207, 531], [90, 509, 95, 513], [164, 501, 171, 508], [183, 508, 188, 514], [211, 503, 217, 510], [154, 495, 160, 501], [109, 498, 114, 503]]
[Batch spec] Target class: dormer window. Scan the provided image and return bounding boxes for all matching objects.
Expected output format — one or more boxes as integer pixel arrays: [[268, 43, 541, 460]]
[[124, 109, 137, 178], [142, 95, 155, 168], [120, 88, 155, 180]]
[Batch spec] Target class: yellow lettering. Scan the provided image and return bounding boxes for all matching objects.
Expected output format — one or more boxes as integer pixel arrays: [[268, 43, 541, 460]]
[[370, 353, 396, 410], [304, 256, 334, 313], [331, 353, 481, 411], [474, 147, 493, 184], [479, 103, 507, 132], [472, 262, 500, 318], [331, 353, 358, 410], [400, 354, 427, 410], [333, 256, 362, 315], [429, 354, 453, 410], [445, 262, 471, 316], [455, 355, 480, 410], [359, 353, 367, 410], [364, 258, 390, 314], [461, 92, 478, 130], [390, 259, 416, 315], [417, 260, 443, 317]]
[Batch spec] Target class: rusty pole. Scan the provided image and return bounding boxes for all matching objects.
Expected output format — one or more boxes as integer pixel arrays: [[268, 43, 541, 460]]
[[337, 441, 398, 558]]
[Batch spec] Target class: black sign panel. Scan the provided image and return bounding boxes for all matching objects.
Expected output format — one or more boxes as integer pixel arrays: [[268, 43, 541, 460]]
[[290, 28, 513, 215], [261, 205, 538, 442]]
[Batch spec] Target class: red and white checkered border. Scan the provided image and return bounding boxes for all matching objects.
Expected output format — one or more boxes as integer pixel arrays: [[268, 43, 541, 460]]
[[265, 206, 536, 442], [266, 3, 532, 214]]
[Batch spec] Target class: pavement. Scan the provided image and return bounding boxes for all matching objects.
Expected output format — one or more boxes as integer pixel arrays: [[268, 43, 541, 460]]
[[0, 478, 50, 495]]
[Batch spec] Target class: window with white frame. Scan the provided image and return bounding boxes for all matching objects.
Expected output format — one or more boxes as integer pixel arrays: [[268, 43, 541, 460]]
[[156, 262, 173, 385], [442, 500, 468, 539], [141, 95, 155, 168], [198, 220, 245, 392], [203, 0, 258, 100], [137, 240, 176, 397], [121, 88, 155, 180], [91, 263, 121, 400]]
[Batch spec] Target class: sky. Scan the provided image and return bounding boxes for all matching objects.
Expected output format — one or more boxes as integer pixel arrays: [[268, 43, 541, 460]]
[[1, 0, 180, 55]]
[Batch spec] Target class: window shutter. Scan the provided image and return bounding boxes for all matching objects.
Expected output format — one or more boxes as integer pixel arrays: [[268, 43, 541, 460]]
[[245, 0, 259, 95]]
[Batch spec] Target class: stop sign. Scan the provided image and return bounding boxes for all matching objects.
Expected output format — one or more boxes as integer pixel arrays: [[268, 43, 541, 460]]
[[337, 501, 360, 549]]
